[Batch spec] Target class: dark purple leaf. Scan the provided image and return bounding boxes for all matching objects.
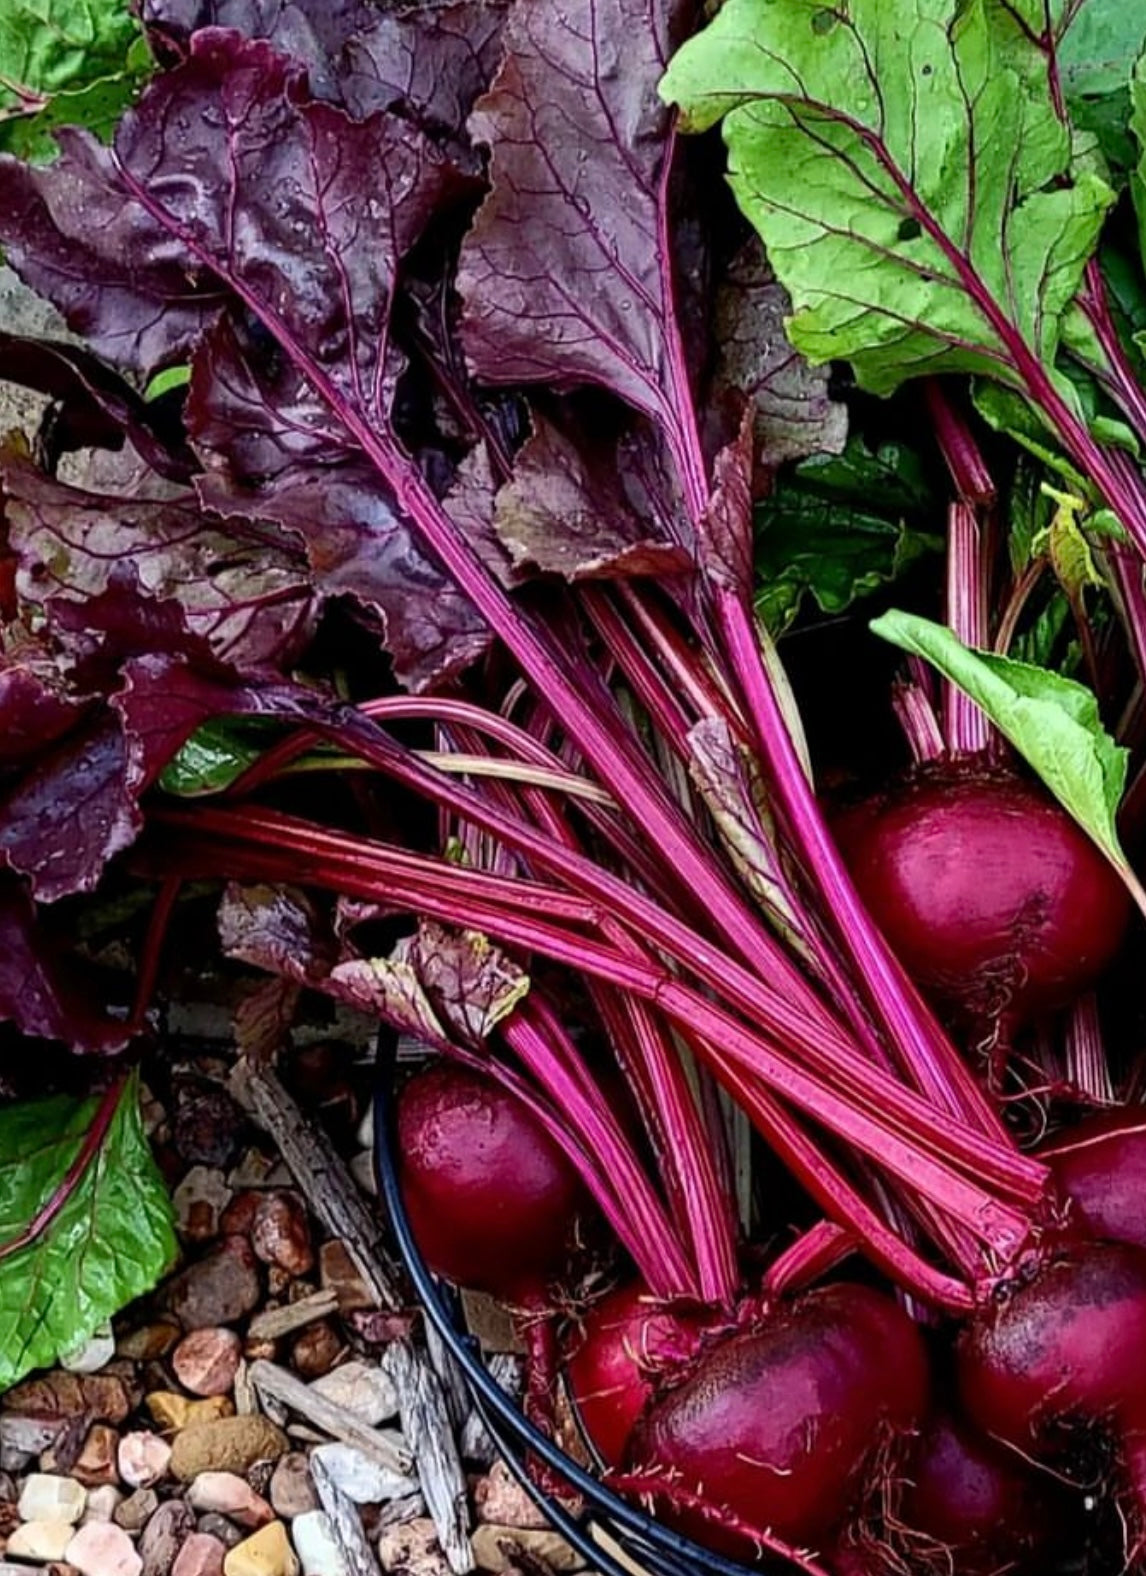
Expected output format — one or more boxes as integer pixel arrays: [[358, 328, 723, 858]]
[[0, 334, 197, 483], [0, 712, 137, 900], [710, 240, 847, 480], [217, 882, 338, 984], [0, 129, 227, 378], [187, 318, 490, 689], [139, 0, 378, 100], [697, 410, 754, 595], [341, 2, 509, 148], [140, 0, 508, 151], [0, 876, 131, 1053], [492, 409, 691, 580], [5, 453, 316, 674], [457, 0, 697, 451], [0, 647, 89, 768]]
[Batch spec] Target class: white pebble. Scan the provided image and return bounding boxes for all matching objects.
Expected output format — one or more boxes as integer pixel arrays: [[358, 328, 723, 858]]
[[309, 1362, 396, 1426], [290, 1512, 349, 1576], [309, 1444, 416, 1505], [18, 1474, 87, 1525], [60, 1323, 116, 1374]]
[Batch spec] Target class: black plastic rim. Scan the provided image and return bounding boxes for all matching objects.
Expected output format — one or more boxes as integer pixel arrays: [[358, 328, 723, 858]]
[[372, 1039, 770, 1576]]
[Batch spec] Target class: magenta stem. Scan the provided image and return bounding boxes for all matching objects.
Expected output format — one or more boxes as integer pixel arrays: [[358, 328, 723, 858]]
[[891, 678, 947, 762], [944, 501, 993, 756], [925, 381, 997, 506], [713, 587, 1013, 1145]]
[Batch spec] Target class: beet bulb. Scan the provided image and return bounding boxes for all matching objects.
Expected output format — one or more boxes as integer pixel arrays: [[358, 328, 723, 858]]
[[396, 1061, 587, 1305], [626, 1283, 930, 1556], [902, 1409, 1077, 1575], [836, 761, 1130, 1026], [565, 1281, 706, 1467], [1045, 1109, 1146, 1250], [958, 1243, 1146, 1519]]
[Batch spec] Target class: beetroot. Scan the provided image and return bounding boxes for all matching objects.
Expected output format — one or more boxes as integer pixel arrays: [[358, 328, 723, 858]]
[[1045, 1109, 1146, 1249], [902, 1409, 1072, 1574], [625, 1284, 929, 1555], [835, 761, 1130, 1027], [565, 1282, 706, 1467], [396, 1062, 587, 1305], [958, 1243, 1146, 1516]]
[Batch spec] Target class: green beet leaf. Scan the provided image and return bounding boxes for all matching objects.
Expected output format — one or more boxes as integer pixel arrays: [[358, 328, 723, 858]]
[[754, 438, 940, 632], [0, 1074, 177, 1387], [1059, 1, 1146, 176], [660, 0, 1113, 406], [870, 609, 1131, 878], [0, 1, 150, 162]]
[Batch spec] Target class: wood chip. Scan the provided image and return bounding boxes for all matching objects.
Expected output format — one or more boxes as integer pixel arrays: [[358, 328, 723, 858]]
[[248, 1290, 340, 1343], [248, 1363, 411, 1478], [382, 1342, 472, 1576], [309, 1452, 383, 1576], [229, 1062, 400, 1310]]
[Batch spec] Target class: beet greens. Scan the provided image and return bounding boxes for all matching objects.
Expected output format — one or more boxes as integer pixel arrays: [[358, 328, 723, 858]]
[[5, 0, 1146, 1567]]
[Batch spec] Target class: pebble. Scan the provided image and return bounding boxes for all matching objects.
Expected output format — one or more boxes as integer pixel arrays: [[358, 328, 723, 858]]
[[222, 1523, 298, 1576], [317, 1244, 372, 1314], [173, 1169, 234, 1244], [61, 1327, 116, 1376], [194, 1516, 243, 1550], [355, 1108, 374, 1151], [116, 1324, 182, 1363], [288, 1324, 341, 1382], [7, 1520, 76, 1562], [165, 1238, 262, 1332], [471, 1527, 583, 1573], [187, 1475, 272, 1531], [377, 1521, 449, 1576], [1, 1417, 61, 1473], [66, 1522, 143, 1576], [113, 1491, 158, 1533], [18, 1476, 87, 1526], [172, 1083, 245, 1170], [170, 1419, 289, 1482], [172, 1331, 242, 1399], [147, 1395, 233, 1434], [473, 1463, 550, 1532], [171, 1535, 226, 1576], [139, 1501, 195, 1576], [290, 1514, 347, 1576], [72, 1427, 120, 1489], [267, 1457, 317, 1521], [310, 1446, 416, 1506], [81, 1488, 123, 1525], [4, 1375, 133, 1426], [117, 1434, 172, 1489], [250, 1196, 313, 1280], [309, 1364, 396, 1427]]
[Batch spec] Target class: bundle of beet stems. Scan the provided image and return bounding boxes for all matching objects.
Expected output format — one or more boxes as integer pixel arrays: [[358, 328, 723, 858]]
[[8, 0, 1146, 1571]]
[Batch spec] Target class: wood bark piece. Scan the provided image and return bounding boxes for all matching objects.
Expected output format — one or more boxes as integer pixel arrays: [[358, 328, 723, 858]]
[[383, 1340, 473, 1575], [232, 1058, 472, 1570], [248, 1361, 411, 1477], [248, 1289, 340, 1342], [310, 1451, 384, 1576], [229, 1060, 400, 1310]]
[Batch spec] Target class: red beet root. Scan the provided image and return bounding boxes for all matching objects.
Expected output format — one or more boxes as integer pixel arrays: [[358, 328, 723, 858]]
[[1045, 1109, 1146, 1250], [836, 762, 1129, 1025], [903, 1410, 1071, 1574], [396, 1062, 587, 1304], [958, 1243, 1146, 1516], [566, 1282, 706, 1467], [626, 1284, 929, 1554]]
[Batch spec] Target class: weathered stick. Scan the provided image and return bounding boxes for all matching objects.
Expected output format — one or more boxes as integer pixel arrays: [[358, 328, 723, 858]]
[[249, 1360, 411, 1476], [383, 1339, 474, 1574], [248, 1288, 340, 1342], [311, 1451, 386, 1576], [229, 1059, 401, 1309]]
